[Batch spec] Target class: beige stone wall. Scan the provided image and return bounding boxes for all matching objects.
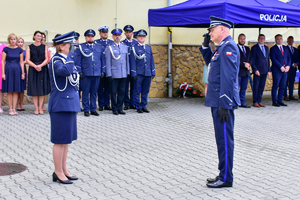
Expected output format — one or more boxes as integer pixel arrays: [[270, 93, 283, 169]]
[[150, 44, 206, 98], [149, 45, 168, 98], [172, 45, 205, 96]]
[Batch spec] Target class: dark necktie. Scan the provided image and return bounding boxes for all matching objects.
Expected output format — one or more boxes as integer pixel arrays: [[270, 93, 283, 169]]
[[242, 46, 246, 58], [261, 45, 266, 57]]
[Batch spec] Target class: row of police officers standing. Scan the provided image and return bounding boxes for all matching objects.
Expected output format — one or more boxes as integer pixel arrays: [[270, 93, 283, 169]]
[[74, 25, 156, 116]]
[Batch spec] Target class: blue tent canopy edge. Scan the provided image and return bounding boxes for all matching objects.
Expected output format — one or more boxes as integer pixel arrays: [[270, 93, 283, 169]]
[[148, 0, 300, 28]]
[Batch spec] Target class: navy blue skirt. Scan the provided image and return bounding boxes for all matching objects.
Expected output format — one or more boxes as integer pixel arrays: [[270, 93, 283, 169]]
[[50, 112, 77, 144]]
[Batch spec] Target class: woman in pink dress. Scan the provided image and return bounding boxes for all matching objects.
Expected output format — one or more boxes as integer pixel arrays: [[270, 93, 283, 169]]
[[0, 43, 7, 113]]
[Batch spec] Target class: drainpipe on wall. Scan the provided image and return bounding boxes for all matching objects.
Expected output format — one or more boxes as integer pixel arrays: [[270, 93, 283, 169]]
[[165, 0, 173, 97], [45, 30, 49, 47]]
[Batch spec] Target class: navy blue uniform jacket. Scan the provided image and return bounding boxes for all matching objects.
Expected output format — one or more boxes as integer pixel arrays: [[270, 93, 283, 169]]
[[201, 36, 241, 109], [75, 43, 104, 75], [129, 44, 156, 77], [48, 53, 81, 112]]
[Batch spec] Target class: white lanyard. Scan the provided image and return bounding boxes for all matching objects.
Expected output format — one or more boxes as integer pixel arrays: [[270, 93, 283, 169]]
[[51, 56, 80, 92]]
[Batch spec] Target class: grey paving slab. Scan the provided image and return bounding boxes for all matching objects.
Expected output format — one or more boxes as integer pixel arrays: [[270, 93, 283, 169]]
[[0, 91, 300, 200]]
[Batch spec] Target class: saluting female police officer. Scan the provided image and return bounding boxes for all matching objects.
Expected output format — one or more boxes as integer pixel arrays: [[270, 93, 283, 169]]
[[48, 31, 80, 184]]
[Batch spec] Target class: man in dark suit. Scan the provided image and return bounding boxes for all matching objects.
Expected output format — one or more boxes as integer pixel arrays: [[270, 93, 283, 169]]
[[237, 34, 252, 108], [270, 34, 291, 107], [201, 16, 240, 188], [284, 36, 299, 101], [251, 34, 271, 108]]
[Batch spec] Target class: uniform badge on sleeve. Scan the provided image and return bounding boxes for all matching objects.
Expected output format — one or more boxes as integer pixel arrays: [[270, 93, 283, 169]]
[[226, 52, 232, 56]]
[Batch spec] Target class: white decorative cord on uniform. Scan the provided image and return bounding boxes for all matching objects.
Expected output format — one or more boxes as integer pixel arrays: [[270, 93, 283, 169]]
[[109, 46, 121, 60], [132, 47, 146, 60], [78, 45, 93, 57], [51, 56, 80, 92]]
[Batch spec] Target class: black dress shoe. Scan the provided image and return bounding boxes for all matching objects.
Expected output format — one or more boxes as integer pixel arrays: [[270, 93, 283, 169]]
[[65, 175, 78, 180], [272, 103, 280, 107], [142, 108, 150, 113], [278, 102, 287, 106], [207, 176, 219, 183], [137, 109, 143, 113], [90, 111, 99, 116], [99, 107, 103, 111], [81, 108, 84, 112], [239, 104, 251, 108], [84, 112, 90, 116], [113, 111, 119, 115], [124, 105, 129, 110], [129, 105, 136, 109], [104, 106, 112, 110], [52, 172, 73, 184], [206, 180, 232, 188], [118, 111, 126, 115]]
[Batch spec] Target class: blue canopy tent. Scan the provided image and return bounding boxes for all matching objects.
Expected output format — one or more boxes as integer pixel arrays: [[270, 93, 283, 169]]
[[148, 0, 300, 97], [148, 0, 300, 28]]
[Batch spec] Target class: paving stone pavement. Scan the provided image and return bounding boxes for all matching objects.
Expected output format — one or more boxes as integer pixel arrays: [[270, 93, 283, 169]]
[[0, 91, 300, 200]]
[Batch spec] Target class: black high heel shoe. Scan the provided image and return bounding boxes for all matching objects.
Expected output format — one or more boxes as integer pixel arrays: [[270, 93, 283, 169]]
[[65, 175, 78, 180], [52, 172, 73, 184]]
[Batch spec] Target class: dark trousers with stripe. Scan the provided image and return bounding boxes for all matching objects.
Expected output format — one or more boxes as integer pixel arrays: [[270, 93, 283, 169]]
[[82, 76, 100, 112], [211, 107, 235, 183]]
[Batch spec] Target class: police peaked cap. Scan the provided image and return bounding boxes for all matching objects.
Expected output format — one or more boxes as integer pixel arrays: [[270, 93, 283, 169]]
[[111, 28, 123, 35], [74, 32, 80, 39], [98, 25, 109, 32], [136, 29, 147, 36], [52, 31, 75, 45], [208, 16, 234, 29], [84, 29, 96, 36], [123, 25, 134, 32]]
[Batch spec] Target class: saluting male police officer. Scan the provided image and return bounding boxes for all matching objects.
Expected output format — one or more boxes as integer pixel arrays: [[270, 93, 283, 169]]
[[130, 29, 155, 113], [95, 26, 114, 111], [105, 28, 130, 115], [200, 16, 240, 188], [122, 25, 138, 110], [75, 29, 105, 117]]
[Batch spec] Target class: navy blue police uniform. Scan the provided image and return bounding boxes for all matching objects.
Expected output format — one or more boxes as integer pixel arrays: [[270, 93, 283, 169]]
[[200, 16, 240, 188], [75, 29, 104, 116], [105, 28, 130, 115], [122, 25, 139, 109], [129, 29, 155, 113], [48, 31, 81, 144], [95, 25, 114, 110]]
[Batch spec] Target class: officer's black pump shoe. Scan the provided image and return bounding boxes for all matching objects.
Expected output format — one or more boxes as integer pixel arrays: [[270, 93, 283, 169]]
[[206, 180, 232, 188], [65, 175, 78, 180], [52, 173, 73, 184]]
